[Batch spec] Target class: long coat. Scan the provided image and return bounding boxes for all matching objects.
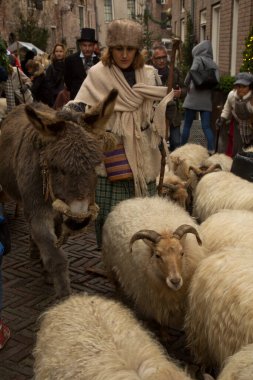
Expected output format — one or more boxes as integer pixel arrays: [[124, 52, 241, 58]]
[[64, 52, 99, 100]]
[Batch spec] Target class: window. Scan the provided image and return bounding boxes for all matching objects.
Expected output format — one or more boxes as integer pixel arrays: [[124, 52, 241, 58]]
[[127, 0, 136, 18], [104, 0, 113, 22], [212, 4, 220, 63], [180, 18, 185, 42], [79, 6, 85, 28], [200, 10, 207, 41], [231, 0, 239, 75], [180, 0, 185, 12]]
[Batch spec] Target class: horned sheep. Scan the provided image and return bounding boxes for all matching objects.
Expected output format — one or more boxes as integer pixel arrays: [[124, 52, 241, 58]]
[[217, 343, 253, 380], [185, 247, 253, 370], [192, 171, 253, 222], [160, 170, 190, 209], [34, 293, 214, 380], [201, 153, 232, 172], [199, 209, 253, 253], [168, 143, 209, 181], [102, 196, 205, 329]]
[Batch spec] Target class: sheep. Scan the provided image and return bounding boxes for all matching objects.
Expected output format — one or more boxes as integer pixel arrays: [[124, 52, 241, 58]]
[[33, 293, 213, 380], [184, 247, 253, 371], [102, 196, 205, 330], [168, 143, 209, 181], [201, 153, 232, 172], [199, 209, 253, 253], [160, 170, 190, 209], [192, 171, 253, 222], [217, 343, 253, 380], [168, 144, 220, 201]]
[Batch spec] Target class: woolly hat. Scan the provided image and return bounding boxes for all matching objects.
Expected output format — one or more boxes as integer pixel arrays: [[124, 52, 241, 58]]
[[106, 19, 143, 49]]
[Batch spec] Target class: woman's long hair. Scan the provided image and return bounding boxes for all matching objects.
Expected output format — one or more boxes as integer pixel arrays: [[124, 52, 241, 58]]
[[101, 47, 145, 69], [51, 43, 66, 63]]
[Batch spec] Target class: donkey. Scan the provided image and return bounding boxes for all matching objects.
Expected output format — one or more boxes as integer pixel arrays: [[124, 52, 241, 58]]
[[0, 89, 118, 298]]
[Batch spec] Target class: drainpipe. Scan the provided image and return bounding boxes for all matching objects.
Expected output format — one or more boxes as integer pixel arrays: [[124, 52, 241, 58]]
[[191, 0, 195, 37]]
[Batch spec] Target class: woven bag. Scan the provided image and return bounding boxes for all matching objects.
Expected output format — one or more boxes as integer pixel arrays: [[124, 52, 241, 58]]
[[104, 144, 133, 182]]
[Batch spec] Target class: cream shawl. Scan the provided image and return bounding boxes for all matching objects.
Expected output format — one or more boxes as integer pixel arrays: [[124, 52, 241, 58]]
[[70, 62, 174, 196]]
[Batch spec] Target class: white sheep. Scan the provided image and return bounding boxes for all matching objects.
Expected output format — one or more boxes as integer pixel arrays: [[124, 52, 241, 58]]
[[199, 209, 253, 253], [160, 170, 190, 209], [168, 143, 209, 181], [33, 293, 212, 380], [102, 196, 205, 329], [184, 247, 253, 370], [193, 171, 253, 222], [217, 343, 253, 380], [202, 153, 232, 172]]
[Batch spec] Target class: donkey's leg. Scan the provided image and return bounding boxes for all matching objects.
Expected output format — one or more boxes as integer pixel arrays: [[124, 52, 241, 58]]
[[30, 217, 71, 299]]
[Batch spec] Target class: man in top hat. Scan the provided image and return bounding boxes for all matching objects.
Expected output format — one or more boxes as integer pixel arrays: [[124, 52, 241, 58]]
[[64, 28, 99, 100]]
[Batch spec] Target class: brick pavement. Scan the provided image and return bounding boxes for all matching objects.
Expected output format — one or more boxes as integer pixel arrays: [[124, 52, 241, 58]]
[[0, 202, 115, 380], [0, 200, 211, 380]]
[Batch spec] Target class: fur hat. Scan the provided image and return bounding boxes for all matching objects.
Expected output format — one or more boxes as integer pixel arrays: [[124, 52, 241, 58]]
[[106, 19, 143, 49]]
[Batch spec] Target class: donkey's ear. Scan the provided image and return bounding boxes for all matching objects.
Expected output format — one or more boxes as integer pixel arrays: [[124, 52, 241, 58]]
[[25, 104, 65, 138], [81, 89, 118, 135]]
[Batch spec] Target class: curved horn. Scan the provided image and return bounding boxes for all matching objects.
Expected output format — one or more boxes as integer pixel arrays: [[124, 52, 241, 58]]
[[188, 166, 203, 178], [204, 163, 222, 174], [173, 224, 202, 246], [130, 230, 161, 251]]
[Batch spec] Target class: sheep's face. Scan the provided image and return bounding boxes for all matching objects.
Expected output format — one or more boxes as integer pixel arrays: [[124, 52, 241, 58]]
[[151, 236, 184, 291]]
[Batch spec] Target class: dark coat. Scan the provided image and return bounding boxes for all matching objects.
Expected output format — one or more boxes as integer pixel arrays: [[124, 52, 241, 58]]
[[45, 60, 65, 104], [64, 52, 99, 100], [30, 63, 53, 106]]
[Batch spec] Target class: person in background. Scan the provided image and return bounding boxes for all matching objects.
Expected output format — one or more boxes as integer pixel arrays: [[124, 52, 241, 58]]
[[64, 19, 173, 248], [216, 72, 253, 153], [46, 43, 66, 107], [25, 59, 53, 106], [64, 28, 99, 100], [181, 40, 219, 154], [8, 54, 33, 105], [0, 192, 11, 350], [152, 44, 186, 151], [21, 48, 37, 77], [0, 42, 16, 113]]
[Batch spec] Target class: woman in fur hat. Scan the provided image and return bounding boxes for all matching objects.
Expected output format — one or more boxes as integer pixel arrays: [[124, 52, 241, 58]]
[[65, 19, 174, 248]]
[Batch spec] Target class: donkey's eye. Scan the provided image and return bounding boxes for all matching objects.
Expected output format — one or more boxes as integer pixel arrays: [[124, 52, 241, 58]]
[[181, 251, 184, 257], [155, 253, 161, 259]]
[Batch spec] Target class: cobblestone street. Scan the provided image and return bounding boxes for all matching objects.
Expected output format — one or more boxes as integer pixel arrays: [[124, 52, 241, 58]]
[[0, 202, 115, 380], [0, 125, 210, 380]]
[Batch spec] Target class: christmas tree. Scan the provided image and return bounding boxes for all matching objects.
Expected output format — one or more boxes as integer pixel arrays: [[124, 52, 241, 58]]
[[240, 25, 253, 72]]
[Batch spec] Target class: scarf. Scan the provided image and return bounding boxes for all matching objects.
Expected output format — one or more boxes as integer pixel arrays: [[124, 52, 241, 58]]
[[72, 62, 174, 196]]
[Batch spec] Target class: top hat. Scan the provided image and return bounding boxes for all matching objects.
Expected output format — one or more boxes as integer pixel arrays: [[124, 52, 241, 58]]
[[77, 28, 97, 43]]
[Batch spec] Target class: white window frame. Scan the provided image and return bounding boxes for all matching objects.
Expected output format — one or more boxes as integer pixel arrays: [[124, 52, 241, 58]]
[[200, 10, 207, 41], [104, 0, 113, 23], [231, 0, 239, 75], [127, 0, 136, 18], [180, 18, 185, 42], [212, 4, 220, 64], [78, 6, 85, 29]]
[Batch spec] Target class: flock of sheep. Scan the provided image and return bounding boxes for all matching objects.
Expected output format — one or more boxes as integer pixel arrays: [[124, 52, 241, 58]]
[[33, 143, 253, 380]]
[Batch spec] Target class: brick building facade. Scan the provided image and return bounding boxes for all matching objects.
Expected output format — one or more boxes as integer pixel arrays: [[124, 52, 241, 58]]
[[171, 0, 253, 75], [0, 0, 97, 54]]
